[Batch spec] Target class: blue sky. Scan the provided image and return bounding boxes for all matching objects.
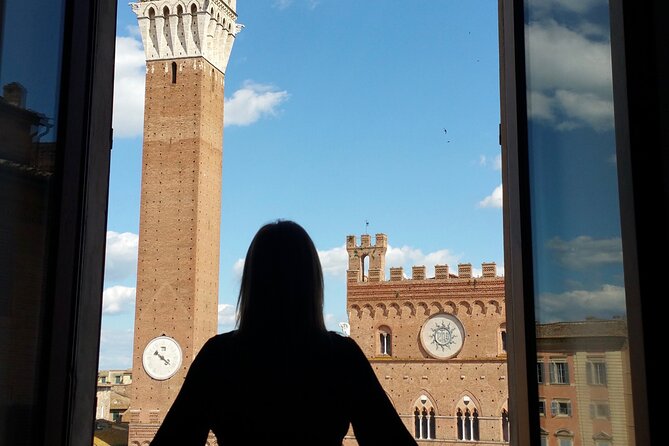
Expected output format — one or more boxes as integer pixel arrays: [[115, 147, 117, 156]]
[[99, 0, 505, 370]]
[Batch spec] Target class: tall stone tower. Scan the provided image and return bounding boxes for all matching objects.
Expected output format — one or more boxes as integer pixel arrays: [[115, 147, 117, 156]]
[[126, 1, 239, 443]]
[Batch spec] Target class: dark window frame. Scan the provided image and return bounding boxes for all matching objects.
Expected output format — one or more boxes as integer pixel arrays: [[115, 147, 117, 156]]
[[35, 0, 116, 444], [499, 0, 663, 443]]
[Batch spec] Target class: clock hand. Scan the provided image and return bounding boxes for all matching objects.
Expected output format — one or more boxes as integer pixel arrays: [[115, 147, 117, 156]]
[[154, 350, 170, 365]]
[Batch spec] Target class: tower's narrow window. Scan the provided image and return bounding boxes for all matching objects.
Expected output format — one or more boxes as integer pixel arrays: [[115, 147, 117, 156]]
[[502, 409, 509, 441], [421, 407, 428, 439], [472, 408, 479, 441], [464, 408, 472, 440], [378, 327, 391, 356], [456, 408, 463, 440], [190, 4, 198, 47], [362, 255, 369, 281], [429, 408, 436, 439], [414, 407, 420, 439], [501, 330, 507, 351], [171, 62, 177, 84]]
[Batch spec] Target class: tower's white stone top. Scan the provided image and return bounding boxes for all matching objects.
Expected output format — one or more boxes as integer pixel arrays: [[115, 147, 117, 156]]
[[131, 0, 241, 74]]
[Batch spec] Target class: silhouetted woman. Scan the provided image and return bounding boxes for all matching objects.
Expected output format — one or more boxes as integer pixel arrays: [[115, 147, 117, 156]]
[[152, 220, 418, 446]]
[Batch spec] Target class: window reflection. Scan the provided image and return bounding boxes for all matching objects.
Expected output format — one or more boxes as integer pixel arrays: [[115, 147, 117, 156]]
[[523, 0, 634, 444], [0, 0, 64, 443]]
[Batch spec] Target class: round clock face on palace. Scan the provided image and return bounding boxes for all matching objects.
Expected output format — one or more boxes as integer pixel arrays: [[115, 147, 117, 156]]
[[420, 313, 465, 359], [142, 336, 183, 380]]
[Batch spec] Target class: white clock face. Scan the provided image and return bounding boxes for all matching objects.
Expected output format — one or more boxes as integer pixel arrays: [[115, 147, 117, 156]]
[[142, 336, 183, 380], [420, 313, 465, 359]]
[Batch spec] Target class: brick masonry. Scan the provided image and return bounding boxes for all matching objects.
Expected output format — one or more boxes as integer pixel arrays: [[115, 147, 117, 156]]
[[344, 234, 509, 445], [126, 56, 225, 445]]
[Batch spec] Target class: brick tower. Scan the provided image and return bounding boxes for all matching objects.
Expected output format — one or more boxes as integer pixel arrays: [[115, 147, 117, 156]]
[[126, 1, 239, 444]]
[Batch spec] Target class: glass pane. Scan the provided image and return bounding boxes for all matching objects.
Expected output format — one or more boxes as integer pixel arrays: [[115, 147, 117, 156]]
[[0, 0, 65, 444], [524, 0, 634, 445]]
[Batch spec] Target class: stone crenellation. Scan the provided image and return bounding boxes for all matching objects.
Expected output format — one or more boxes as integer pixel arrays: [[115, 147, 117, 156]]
[[345, 233, 508, 445], [346, 233, 499, 284], [131, 0, 241, 74]]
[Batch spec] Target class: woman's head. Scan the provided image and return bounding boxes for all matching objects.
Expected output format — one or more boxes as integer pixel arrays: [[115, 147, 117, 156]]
[[236, 220, 325, 335]]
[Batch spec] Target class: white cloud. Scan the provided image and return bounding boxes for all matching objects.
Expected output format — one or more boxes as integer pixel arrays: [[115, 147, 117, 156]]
[[538, 284, 626, 322], [273, 0, 320, 10], [98, 329, 134, 370], [528, 90, 555, 121], [525, 19, 614, 132], [125, 24, 141, 39], [478, 154, 502, 171], [224, 81, 289, 126], [554, 90, 614, 131], [218, 304, 237, 333], [233, 243, 465, 280], [546, 236, 622, 269], [493, 154, 502, 171], [232, 258, 245, 281], [102, 286, 136, 315], [385, 244, 460, 277], [112, 36, 146, 138], [318, 245, 348, 277], [529, 0, 603, 15], [273, 0, 293, 9], [479, 184, 503, 209], [104, 231, 139, 283]]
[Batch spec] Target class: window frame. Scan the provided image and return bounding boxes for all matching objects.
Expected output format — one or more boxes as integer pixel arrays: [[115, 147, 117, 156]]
[[499, 0, 662, 443], [549, 360, 569, 385]]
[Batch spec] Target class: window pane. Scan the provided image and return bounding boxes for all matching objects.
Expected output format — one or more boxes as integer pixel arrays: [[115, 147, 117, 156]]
[[523, 0, 635, 444], [0, 0, 65, 443]]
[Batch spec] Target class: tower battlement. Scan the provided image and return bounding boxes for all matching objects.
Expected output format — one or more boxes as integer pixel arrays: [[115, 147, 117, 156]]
[[346, 233, 498, 284], [131, 0, 241, 74], [346, 234, 388, 282]]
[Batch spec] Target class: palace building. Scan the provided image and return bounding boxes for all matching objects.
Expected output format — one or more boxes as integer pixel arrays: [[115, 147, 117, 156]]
[[344, 233, 509, 445]]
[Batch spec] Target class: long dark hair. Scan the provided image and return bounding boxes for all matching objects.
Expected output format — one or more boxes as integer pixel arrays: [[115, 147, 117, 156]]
[[236, 220, 326, 337]]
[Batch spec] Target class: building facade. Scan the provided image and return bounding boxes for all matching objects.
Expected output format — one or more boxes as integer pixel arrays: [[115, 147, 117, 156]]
[[344, 233, 509, 445], [125, 1, 239, 444], [96, 370, 132, 422], [536, 321, 633, 446]]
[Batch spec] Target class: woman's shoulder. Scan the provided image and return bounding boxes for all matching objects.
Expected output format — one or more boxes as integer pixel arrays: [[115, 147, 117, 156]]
[[197, 330, 238, 355], [324, 331, 364, 355]]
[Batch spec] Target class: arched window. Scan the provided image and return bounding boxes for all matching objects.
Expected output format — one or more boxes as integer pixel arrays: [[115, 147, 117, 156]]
[[555, 429, 574, 446], [414, 395, 436, 440], [501, 330, 507, 351], [378, 327, 391, 356], [502, 408, 510, 442], [171, 62, 177, 84], [456, 397, 479, 441]]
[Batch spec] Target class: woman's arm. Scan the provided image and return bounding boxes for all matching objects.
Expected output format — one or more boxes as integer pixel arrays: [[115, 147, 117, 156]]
[[344, 337, 418, 446]]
